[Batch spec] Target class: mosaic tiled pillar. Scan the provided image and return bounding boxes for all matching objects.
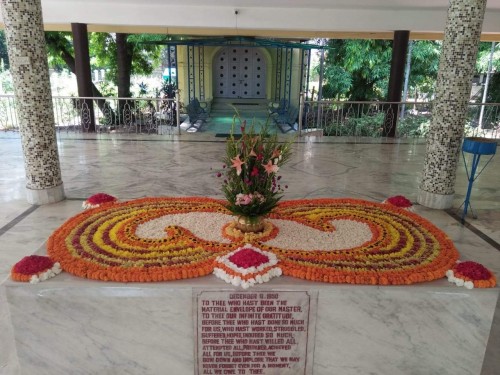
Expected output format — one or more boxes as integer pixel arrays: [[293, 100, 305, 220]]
[[417, 0, 486, 209], [1, 0, 65, 204]]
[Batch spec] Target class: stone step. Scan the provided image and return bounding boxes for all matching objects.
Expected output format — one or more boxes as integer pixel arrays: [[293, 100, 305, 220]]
[[209, 99, 272, 123], [211, 111, 270, 119], [210, 98, 269, 112]]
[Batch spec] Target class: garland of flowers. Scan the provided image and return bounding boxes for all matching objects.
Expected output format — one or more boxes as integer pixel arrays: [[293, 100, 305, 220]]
[[43, 196, 466, 286]]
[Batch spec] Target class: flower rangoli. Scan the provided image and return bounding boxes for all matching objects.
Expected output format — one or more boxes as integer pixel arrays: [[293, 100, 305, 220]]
[[47, 197, 460, 285]]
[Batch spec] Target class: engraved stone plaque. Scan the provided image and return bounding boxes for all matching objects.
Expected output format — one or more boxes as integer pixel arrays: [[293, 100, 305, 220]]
[[194, 290, 317, 375]]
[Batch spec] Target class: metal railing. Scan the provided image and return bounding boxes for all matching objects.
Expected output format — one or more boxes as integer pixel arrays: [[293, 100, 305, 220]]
[[0, 94, 180, 135], [298, 99, 500, 139], [0, 95, 18, 131], [1, 94, 499, 139]]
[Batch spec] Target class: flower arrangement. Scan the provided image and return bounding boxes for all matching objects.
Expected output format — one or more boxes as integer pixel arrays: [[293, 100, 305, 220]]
[[220, 116, 293, 219]]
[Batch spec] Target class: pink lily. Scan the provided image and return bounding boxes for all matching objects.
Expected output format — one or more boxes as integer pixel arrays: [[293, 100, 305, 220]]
[[263, 160, 279, 175], [231, 155, 245, 176]]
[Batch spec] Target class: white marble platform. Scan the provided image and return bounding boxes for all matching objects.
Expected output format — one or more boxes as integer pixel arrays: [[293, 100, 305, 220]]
[[1, 132, 500, 374], [2, 266, 498, 375]]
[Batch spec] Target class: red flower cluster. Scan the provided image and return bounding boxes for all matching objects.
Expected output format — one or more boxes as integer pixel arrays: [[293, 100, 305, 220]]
[[229, 248, 270, 268], [86, 193, 117, 205], [13, 255, 54, 275], [454, 261, 492, 280], [448, 260, 496, 288], [11, 255, 61, 282], [386, 195, 413, 208]]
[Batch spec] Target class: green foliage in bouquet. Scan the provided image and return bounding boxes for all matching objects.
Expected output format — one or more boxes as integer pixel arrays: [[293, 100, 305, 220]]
[[221, 116, 294, 218]]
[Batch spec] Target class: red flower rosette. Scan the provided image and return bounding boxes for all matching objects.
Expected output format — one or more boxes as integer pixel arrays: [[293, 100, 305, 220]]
[[11, 255, 62, 283], [213, 244, 282, 288], [82, 193, 117, 209], [446, 261, 496, 289], [382, 195, 414, 211]]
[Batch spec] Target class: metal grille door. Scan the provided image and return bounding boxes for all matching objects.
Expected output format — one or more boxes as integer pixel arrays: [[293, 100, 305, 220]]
[[214, 47, 266, 99]]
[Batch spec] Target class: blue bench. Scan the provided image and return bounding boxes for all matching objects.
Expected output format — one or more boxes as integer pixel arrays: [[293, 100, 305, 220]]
[[186, 98, 209, 131], [274, 105, 299, 133]]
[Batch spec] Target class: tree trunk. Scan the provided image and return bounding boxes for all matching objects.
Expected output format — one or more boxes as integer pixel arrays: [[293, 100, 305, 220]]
[[115, 33, 134, 124], [47, 34, 118, 124], [116, 33, 133, 98]]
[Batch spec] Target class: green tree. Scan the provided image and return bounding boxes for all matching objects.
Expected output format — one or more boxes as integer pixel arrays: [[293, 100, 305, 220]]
[[46, 31, 166, 98], [476, 42, 500, 103], [0, 30, 10, 70], [45, 31, 167, 124], [407, 40, 441, 99], [89, 33, 165, 98], [322, 39, 392, 101], [45, 31, 116, 121], [476, 42, 500, 73], [46, 32, 76, 72], [320, 39, 442, 102]]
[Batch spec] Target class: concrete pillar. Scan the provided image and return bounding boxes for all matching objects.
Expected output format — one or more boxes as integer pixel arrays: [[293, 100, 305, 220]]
[[71, 23, 96, 132], [0, 0, 65, 204], [417, 0, 486, 209], [384, 30, 409, 137]]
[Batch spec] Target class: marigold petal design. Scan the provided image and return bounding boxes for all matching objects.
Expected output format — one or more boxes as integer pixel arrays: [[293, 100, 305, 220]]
[[47, 197, 460, 285]]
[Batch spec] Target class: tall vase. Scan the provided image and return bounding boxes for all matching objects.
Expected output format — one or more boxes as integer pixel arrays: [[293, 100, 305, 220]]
[[235, 215, 265, 233]]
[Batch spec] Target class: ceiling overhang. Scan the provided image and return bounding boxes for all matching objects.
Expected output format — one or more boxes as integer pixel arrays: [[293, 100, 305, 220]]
[[1, 0, 500, 41]]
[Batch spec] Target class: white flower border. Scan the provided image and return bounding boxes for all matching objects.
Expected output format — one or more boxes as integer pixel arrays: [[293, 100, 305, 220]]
[[213, 268, 282, 289], [82, 197, 118, 210], [213, 244, 282, 289], [82, 201, 101, 209], [29, 262, 62, 284], [216, 244, 279, 275], [446, 269, 474, 290]]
